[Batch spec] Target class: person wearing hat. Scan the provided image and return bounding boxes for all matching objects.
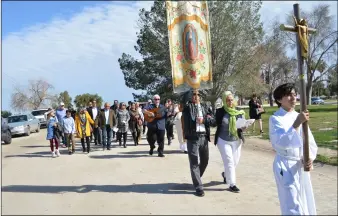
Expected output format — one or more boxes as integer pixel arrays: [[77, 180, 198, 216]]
[[182, 89, 215, 197], [56, 102, 67, 148]]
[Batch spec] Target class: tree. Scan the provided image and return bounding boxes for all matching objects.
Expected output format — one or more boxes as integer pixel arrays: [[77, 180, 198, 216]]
[[1, 111, 12, 118], [205, 1, 264, 105], [281, 4, 338, 104], [327, 66, 338, 96], [73, 93, 103, 109], [259, 20, 298, 106], [58, 91, 73, 108], [118, 1, 265, 106], [10, 79, 54, 111]]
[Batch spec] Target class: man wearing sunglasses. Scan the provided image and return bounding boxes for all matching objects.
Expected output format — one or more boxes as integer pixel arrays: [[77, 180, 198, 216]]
[[143, 94, 167, 157], [182, 89, 216, 197]]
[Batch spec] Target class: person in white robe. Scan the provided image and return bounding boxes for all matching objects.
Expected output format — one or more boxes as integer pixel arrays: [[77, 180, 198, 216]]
[[269, 83, 318, 215], [173, 104, 188, 153]]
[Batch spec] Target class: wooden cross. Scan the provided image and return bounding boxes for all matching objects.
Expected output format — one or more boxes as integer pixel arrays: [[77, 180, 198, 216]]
[[280, 4, 317, 172]]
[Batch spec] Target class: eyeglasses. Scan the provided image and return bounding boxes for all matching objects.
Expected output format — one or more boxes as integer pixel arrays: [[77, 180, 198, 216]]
[[122, 104, 126, 106], [154, 99, 160, 101], [193, 93, 200, 96]]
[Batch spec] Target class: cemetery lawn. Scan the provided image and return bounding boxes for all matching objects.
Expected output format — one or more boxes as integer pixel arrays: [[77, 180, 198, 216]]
[[243, 104, 338, 165]]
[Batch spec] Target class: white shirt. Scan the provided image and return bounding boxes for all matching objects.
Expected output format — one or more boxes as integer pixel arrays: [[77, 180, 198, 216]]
[[104, 109, 109, 125], [137, 107, 144, 121], [92, 107, 98, 120], [269, 107, 318, 161], [196, 104, 206, 132]]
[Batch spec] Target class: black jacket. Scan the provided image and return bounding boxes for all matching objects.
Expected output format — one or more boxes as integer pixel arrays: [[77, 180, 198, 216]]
[[182, 102, 216, 142], [86, 106, 100, 121], [214, 108, 244, 145]]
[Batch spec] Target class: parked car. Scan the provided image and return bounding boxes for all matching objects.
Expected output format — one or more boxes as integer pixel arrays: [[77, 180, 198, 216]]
[[1, 117, 12, 144], [7, 114, 40, 136], [311, 97, 325, 105], [32, 108, 49, 127]]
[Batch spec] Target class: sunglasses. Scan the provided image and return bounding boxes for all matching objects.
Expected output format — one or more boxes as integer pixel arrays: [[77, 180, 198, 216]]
[[154, 99, 160, 101], [193, 93, 200, 96]]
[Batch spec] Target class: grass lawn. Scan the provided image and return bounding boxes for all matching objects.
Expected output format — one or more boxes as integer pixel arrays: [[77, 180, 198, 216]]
[[242, 104, 338, 165]]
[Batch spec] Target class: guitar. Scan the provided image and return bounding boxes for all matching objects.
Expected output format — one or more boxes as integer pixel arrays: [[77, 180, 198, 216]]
[[144, 107, 166, 123]]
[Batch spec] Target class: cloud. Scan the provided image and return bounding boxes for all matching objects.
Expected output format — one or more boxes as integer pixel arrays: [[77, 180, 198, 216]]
[[2, 1, 153, 110]]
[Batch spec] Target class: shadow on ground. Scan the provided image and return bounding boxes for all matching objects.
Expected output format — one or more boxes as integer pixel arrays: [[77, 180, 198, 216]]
[[2, 181, 224, 195]]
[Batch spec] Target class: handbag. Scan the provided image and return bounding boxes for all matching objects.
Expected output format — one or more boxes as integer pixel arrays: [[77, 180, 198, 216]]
[[256, 107, 265, 115], [137, 118, 143, 126]]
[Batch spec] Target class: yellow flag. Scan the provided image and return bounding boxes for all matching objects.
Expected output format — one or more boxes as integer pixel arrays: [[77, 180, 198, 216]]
[[166, 1, 213, 93]]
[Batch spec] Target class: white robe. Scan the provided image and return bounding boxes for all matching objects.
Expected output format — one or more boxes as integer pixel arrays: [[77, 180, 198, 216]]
[[269, 107, 318, 215], [174, 112, 187, 152]]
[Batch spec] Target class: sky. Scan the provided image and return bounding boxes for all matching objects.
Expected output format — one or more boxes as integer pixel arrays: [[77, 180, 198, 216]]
[[1, 1, 337, 111]]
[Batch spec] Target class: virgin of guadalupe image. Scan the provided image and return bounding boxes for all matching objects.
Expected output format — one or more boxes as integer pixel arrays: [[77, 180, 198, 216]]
[[183, 24, 198, 63]]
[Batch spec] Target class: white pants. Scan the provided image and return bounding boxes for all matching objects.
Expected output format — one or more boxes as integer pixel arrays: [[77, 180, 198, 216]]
[[217, 138, 242, 187]]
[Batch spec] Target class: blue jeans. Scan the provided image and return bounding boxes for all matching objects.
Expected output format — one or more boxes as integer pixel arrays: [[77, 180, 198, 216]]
[[101, 125, 112, 148]]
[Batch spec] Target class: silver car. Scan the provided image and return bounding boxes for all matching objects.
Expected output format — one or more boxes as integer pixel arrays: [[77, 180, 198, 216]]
[[8, 114, 40, 136]]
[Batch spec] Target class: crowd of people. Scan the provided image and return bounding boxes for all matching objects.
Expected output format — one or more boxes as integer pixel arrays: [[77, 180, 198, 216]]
[[43, 83, 318, 215]]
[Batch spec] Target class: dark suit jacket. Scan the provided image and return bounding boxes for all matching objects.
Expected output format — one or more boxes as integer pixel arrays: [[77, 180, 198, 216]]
[[182, 102, 216, 142], [214, 108, 244, 145], [95, 109, 117, 128], [87, 107, 100, 121]]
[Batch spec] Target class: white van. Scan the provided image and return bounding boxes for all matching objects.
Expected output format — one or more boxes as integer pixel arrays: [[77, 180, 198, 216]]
[[31, 108, 49, 127]]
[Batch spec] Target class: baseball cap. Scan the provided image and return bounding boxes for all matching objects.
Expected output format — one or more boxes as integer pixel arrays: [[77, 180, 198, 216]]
[[60, 102, 65, 106]]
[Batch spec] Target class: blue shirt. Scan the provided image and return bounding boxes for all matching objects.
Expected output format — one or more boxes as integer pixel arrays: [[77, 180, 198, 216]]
[[62, 116, 75, 134], [144, 104, 167, 131], [56, 108, 66, 123]]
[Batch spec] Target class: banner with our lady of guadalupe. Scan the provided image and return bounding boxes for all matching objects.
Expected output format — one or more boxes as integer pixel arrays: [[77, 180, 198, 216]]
[[166, 1, 213, 94]]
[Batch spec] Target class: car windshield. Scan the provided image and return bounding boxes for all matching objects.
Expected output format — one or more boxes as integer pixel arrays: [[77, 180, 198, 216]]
[[311, 98, 320, 101], [32, 110, 48, 116], [8, 115, 28, 123]]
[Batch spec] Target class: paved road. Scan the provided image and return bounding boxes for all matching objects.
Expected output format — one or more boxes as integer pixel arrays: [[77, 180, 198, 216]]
[[1, 130, 337, 215]]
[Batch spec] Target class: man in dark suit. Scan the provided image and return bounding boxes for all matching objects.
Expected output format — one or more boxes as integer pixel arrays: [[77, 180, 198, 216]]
[[182, 89, 215, 197], [87, 100, 101, 145], [143, 95, 167, 157], [95, 102, 117, 150]]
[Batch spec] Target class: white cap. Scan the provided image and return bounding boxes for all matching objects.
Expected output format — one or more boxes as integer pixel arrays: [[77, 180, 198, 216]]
[[60, 102, 65, 106]]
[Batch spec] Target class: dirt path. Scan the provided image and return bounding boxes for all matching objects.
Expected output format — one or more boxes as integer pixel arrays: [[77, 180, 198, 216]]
[[1, 130, 337, 215]]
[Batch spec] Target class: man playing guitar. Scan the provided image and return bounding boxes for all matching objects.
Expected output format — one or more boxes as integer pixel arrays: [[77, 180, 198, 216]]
[[143, 94, 167, 157]]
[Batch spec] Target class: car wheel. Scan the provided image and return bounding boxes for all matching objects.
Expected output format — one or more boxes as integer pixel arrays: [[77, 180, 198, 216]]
[[4, 130, 12, 144], [25, 126, 31, 136], [36, 125, 40, 133]]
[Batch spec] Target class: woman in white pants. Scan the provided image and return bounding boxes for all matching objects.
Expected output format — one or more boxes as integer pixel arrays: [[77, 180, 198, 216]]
[[214, 91, 246, 192], [173, 104, 188, 153]]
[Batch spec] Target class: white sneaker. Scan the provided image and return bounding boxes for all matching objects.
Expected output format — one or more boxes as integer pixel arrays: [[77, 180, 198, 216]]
[[56, 150, 61, 157], [52, 152, 56, 158]]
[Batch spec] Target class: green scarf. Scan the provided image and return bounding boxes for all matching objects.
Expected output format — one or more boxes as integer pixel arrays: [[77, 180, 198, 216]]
[[222, 91, 245, 137]]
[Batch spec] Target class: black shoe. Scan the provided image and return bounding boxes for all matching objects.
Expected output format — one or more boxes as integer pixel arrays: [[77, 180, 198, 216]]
[[149, 148, 154, 155], [229, 185, 240, 193], [222, 172, 227, 184], [195, 189, 205, 197], [107, 148, 111, 150], [72, 149, 75, 154], [158, 154, 165, 157], [68, 151, 72, 155], [83, 148, 86, 153], [184, 151, 188, 154]]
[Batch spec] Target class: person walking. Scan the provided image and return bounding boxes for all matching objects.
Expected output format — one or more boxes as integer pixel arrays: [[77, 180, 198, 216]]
[[55, 102, 67, 148], [116, 102, 130, 148], [174, 104, 187, 153], [95, 102, 117, 150], [214, 91, 247, 193], [75, 108, 94, 153], [182, 90, 215, 197], [129, 102, 142, 146], [269, 83, 317, 215], [63, 110, 76, 155], [46, 109, 61, 158], [87, 100, 101, 145], [249, 94, 264, 134]]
